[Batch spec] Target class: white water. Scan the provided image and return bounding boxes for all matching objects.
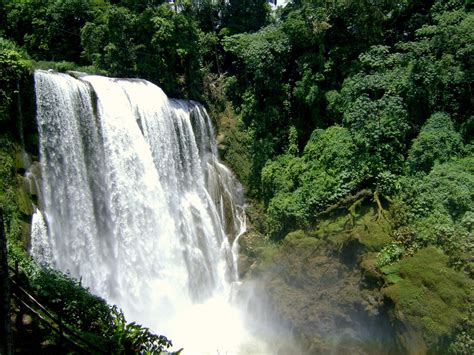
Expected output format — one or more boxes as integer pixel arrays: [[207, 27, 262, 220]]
[[31, 70, 269, 353], [30, 208, 52, 266]]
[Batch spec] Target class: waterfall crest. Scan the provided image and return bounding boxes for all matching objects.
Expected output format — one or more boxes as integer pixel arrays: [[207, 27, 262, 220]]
[[32, 70, 251, 352]]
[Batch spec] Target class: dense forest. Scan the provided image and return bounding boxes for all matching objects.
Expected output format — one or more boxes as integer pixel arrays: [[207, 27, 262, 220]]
[[0, 0, 473, 354]]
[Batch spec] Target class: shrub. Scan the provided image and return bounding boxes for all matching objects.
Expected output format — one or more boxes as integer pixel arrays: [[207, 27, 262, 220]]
[[408, 112, 463, 173], [375, 242, 404, 268]]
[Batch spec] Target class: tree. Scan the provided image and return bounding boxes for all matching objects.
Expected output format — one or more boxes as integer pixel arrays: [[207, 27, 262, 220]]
[[281, 3, 331, 136], [81, 5, 139, 78], [397, 5, 473, 126], [0, 38, 31, 127], [408, 112, 463, 173], [395, 157, 474, 271], [221, 0, 270, 35], [223, 25, 291, 191], [2, 0, 101, 63], [261, 126, 359, 237], [110, 0, 167, 12], [338, 46, 412, 180], [81, 3, 204, 98], [142, 4, 203, 98]]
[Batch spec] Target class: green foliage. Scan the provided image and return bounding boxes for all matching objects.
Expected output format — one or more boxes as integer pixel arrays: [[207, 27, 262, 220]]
[[0, 138, 24, 243], [7, 241, 176, 352], [286, 126, 299, 156], [81, 3, 204, 97], [147, 4, 204, 98], [214, 105, 253, 186], [408, 112, 463, 173], [110, 306, 176, 354], [0, 0, 472, 352], [0, 38, 31, 124], [115, 0, 166, 13], [81, 5, 139, 77], [448, 305, 474, 355], [2, 0, 100, 63], [31, 60, 107, 75], [262, 126, 359, 236], [0, 140, 16, 208], [382, 247, 473, 349], [397, 6, 473, 123], [0, 41, 33, 249], [221, 0, 270, 35], [339, 47, 411, 179], [223, 24, 291, 192], [7, 241, 113, 336], [1, 0, 209, 97], [32, 268, 114, 336], [396, 157, 473, 271], [375, 242, 404, 268], [223, 25, 290, 113], [400, 157, 473, 225], [261, 154, 304, 201], [302, 125, 356, 175]]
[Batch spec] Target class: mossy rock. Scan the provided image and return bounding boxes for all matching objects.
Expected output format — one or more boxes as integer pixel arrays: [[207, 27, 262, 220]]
[[14, 148, 26, 172], [19, 220, 31, 248], [282, 229, 320, 251], [254, 226, 398, 354], [351, 207, 391, 251], [313, 213, 348, 242], [214, 105, 252, 187], [313, 204, 391, 251], [239, 229, 273, 259], [253, 244, 279, 270], [361, 252, 383, 285], [16, 177, 33, 216], [382, 246, 473, 349], [239, 228, 279, 277]]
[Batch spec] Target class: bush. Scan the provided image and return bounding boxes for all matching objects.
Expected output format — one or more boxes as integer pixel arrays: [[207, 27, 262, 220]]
[[375, 242, 404, 268], [110, 306, 175, 354], [408, 112, 463, 173], [395, 157, 473, 271], [261, 126, 360, 236], [7, 243, 177, 353]]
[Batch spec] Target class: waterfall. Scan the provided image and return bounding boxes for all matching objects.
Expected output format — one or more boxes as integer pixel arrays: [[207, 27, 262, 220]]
[[31, 70, 260, 353], [30, 208, 52, 267]]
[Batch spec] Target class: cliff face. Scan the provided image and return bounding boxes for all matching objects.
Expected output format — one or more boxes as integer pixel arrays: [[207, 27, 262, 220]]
[[238, 205, 399, 354], [0, 75, 39, 251], [238, 202, 472, 354], [260, 251, 394, 353]]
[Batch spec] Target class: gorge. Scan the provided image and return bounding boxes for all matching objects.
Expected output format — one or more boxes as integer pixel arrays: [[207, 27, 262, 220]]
[[11, 67, 469, 355], [1, 2, 472, 354], [20, 70, 439, 355]]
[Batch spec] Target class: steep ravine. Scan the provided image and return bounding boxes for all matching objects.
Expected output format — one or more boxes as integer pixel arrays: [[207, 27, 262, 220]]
[[236, 205, 400, 354], [8, 71, 472, 354]]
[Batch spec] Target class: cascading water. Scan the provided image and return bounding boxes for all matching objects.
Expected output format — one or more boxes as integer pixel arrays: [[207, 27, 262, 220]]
[[30, 208, 51, 266], [31, 70, 265, 353]]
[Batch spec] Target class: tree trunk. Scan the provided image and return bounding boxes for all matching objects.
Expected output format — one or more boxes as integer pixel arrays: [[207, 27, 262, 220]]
[[0, 210, 13, 355]]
